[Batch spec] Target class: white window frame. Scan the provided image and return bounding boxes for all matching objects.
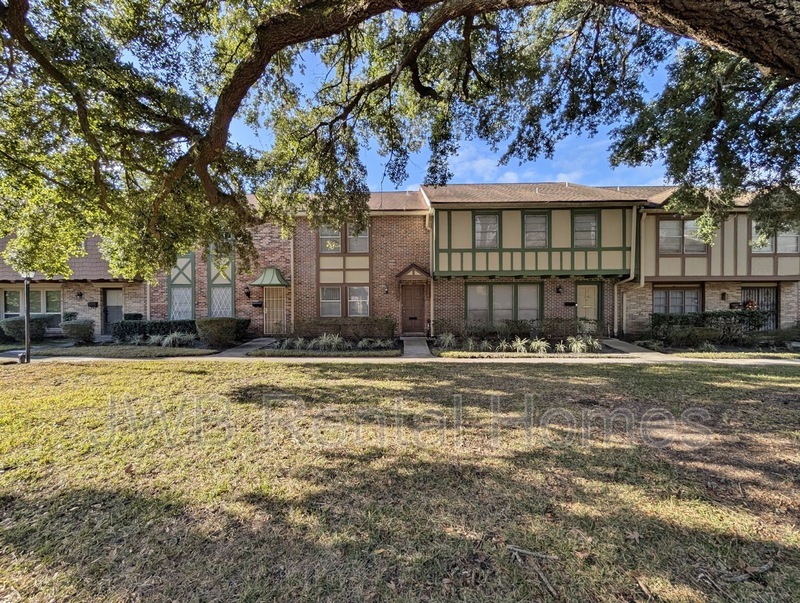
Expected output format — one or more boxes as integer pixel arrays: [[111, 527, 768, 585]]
[[573, 213, 598, 248], [659, 218, 706, 254], [524, 214, 548, 249], [319, 226, 342, 254], [474, 214, 499, 249], [320, 287, 342, 317], [346, 225, 369, 253], [752, 221, 800, 253], [347, 286, 369, 317]]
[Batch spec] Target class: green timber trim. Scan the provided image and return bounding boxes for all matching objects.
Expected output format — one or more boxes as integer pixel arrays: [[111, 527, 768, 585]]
[[463, 281, 546, 324], [167, 252, 195, 320], [434, 207, 632, 277], [207, 251, 236, 318]]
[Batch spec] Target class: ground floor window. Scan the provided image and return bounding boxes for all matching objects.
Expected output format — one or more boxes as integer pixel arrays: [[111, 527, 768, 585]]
[[653, 288, 701, 315], [742, 286, 777, 330], [348, 286, 369, 317], [2, 289, 61, 319], [320, 287, 342, 317], [467, 283, 541, 325]]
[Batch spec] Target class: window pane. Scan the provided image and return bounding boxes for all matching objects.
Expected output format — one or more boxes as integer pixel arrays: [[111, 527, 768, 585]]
[[347, 226, 369, 253], [658, 221, 682, 254], [467, 285, 489, 323], [45, 290, 61, 313], [653, 290, 668, 314], [210, 287, 233, 317], [669, 290, 684, 314], [492, 285, 513, 323], [684, 290, 700, 314], [319, 226, 341, 253], [3, 290, 20, 317], [683, 220, 706, 254], [777, 231, 800, 253], [517, 285, 540, 320], [320, 287, 341, 317], [170, 287, 193, 320], [573, 214, 597, 247], [475, 215, 499, 249], [751, 222, 775, 253], [348, 286, 369, 317], [28, 290, 42, 313], [524, 215, 548, 248]]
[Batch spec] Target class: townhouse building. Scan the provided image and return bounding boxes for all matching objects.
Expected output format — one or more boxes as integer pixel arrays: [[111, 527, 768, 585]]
[[1, 182, 798, 338]]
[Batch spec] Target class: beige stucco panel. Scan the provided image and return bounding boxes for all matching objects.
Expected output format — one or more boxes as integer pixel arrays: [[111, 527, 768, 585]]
[[512, 252, 522, 271], [642, 215, 657, 277], [685, 257, 708, 277], [573, 252, 585, 271], [345, 270, 370, 283], [462, 254, 473, 271], [502, 211, 521, 248], [778, 256, 800, 276], [551, 210, 571, 248], [723, 219, 736, 275], [736, 215, 749, 275], [438, 211, 450, 249], [320, 256, 344, 270], [451, 211, 472, 249], [345, 256, 369, 270], [751, 256, 774, 275], [438, 252, 449, 272], [603, 250, 623, 270], [601, 209, 622, 248], [451, 253, 462, 271], [659, 257, 682, 276], [319, 270, 344, 284], [487, 252, 500, 271], [474, 252, 487, 271]]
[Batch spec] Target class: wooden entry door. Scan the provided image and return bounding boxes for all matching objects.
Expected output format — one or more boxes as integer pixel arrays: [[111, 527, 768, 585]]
[[576, 284, 599, 332], [102, 288, 124, 335], [402, 285, 425, 334]]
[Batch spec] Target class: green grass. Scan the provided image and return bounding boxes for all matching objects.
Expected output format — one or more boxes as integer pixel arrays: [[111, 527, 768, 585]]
[[31, 345, 217, 358], [0, 343, 21, 352], [675, 351, 800, 360], [436, 350, 609, 358], [248, 348, 402, 357], [1, 361, 799, 602]]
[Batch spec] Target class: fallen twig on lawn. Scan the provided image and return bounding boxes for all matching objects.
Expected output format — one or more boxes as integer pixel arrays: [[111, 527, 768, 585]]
[[506, 545, 560, 561], [531, 559, 559, 599], [722, 560, 774, 583]]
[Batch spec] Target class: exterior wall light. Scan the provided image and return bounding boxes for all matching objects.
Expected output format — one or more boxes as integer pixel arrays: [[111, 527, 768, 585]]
[[244, 286, 251, 298]]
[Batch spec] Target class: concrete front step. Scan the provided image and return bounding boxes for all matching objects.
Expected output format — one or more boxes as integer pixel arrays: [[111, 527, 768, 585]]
[[401, 337, 432, 358]]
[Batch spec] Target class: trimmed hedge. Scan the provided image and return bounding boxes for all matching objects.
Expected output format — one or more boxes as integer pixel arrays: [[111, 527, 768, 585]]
[[293, 316, 397, 339], [651, 309, 772, 345], [111, 319, 197, 341], [123, 312, 144, 321], [196, 317, 251, 347], [62, 320, 95, 344], [0, 314, 50, 342], [62, 311, 79, 322]]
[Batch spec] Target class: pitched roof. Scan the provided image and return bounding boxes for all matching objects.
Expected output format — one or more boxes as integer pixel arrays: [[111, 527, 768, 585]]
[[421, 182, 653, 205], [368, 191, 428, 211], [598, 185, 677, 206], [0, 237, 135, 282]]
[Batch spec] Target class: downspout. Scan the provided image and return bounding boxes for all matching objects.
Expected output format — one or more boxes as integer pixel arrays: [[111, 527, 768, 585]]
[[614, 207, 640, 336], [146, 281, 151, 320], [425, 210, 434, 337], [290, 235, 295, 333]]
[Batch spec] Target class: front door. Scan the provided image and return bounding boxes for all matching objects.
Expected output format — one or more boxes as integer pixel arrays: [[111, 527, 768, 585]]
[[402, 285, 425, 334], [576, 284, 599, 332], [102, 288, 124, 335], [263, 287, 287, 334]]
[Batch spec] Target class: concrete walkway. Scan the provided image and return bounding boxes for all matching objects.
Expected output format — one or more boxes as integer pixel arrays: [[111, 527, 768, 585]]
[[602, 338, 660, 354], [214, 337, 276, 358], [401, 337, 433, 358]]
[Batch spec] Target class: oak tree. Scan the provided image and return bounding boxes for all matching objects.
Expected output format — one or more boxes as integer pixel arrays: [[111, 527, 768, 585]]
[[1, 0, 798, 277]]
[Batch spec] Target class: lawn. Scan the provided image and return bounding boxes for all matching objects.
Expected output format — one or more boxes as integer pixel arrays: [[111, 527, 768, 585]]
[[1, 361, 798, 602], [248, 348, 402, 357], [31, 345, 217, 358], [675, 350, 800, 360]]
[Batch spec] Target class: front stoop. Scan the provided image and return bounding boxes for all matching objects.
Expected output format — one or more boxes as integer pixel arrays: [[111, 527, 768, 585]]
[[401, 337, 433, 358], [602, 338, 660, 354]]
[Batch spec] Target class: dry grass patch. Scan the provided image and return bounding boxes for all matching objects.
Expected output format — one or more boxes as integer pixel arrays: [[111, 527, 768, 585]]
[[0, 361, 798, 602], [31, 345, 216, 358]]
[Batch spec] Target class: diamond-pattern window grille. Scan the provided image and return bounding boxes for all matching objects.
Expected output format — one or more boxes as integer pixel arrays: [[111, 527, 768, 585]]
[[170, 287, 192, 320], [210, 287, 233, 317]]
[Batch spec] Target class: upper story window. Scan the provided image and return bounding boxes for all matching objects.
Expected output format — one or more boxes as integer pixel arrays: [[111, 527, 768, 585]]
[[659, 219, 706, 254], [524, 214, 548, 248], [474, 214, 499, 249], [319, 226, 342, 253], [752, 221, 800, 253], [347, 225, 369, 253], [573, 213, 597, 248]]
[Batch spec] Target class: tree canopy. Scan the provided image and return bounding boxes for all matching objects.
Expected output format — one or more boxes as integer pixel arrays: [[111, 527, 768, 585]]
[[1, 0, 799, 278]]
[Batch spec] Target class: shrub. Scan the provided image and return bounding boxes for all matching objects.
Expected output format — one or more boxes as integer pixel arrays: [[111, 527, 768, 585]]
[[497, 319, 539, 340], [566, 336, 587, 354], [123, 313, 144, 321], [148, 334, 165, 346], [463, 337, 478, 351], [581, 334, 603, 352], [650, 310, 771, 345], [496, 339, 511, 352], [111, 319, 197, 341], [195, 317, 247, 347], [0, 315, 50, 342], [161, 332, 197, 347], [376, 338, 397, 349], [434, 332, 456, 350], [308, 333, 351, 351], [528, 338, 551, 354], [511, 336, 530, 353], [669, 326, 722, 348], [62, 311, 78, 322], [294, 316, 396, 339], [554, 340, 567, 354], [479, 339, 494, 352], [698, 341, 718, 353], [356, 338, 375, 349], [61, 320, 95, 344]]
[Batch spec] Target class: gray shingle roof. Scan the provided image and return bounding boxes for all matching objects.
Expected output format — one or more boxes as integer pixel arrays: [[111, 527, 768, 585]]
[[421, 182, 653, 205]]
